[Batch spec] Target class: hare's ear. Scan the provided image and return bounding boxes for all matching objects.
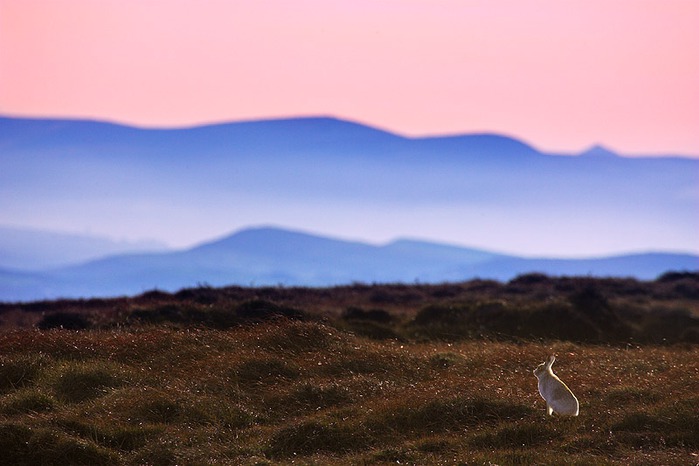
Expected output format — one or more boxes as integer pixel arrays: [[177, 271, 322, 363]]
[[547, 355, 556, 368]]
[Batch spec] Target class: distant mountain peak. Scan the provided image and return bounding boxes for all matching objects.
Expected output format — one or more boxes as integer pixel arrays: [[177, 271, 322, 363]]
[[580, 144, 619, 158], [2, 224, 697, 301]]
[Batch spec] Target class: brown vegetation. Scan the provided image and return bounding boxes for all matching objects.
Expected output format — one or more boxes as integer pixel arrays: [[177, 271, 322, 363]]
[[0, 274, 697, 464], [2, 273, 697, 344]]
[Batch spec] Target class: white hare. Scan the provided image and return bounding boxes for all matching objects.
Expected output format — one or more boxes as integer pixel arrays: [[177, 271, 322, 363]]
[[533, 355, 579, 416]]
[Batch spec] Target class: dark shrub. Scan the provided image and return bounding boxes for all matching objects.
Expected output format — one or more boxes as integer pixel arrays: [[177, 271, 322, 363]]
[[37, 312, 90, 330], [342, 320, 399, 340], [671, 282, 699, 300], [569, 286, 609, 314], [137, 289, 172, 300], [509, 273, 551, 286], [464, 279, 503, 293], [657, 271, 698, 282], [680, 327, 699, 344], [429, 284, 463, 298], [129, 305, 188, 325], [637, 308, 699, 344], [199, 308, 240, 329], [341, 306, 393, 323], [174, 286, 221, 304], [412, 301, 523, 341], [568, 286, 632, 341], [369, 287, 421, 305], [522, 303, 601, 343], [234, 299, 305, 321], [411, 297, 632, 343], [130, 304, 226, 327], [412, 304, 470, 326]]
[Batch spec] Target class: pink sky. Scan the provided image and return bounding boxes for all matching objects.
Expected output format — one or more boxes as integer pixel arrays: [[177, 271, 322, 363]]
[[1, 0, 698, 155]]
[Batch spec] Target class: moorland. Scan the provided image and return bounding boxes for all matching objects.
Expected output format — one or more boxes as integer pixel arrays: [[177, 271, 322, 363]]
[[0, 273, 697, 465]]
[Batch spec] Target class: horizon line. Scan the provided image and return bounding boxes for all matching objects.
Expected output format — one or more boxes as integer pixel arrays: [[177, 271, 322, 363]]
[[4, 222, 699, 262], [4, 111, 699, 158]]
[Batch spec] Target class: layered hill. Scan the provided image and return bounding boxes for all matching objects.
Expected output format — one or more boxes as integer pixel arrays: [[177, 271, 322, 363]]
[[1, 115, 697, 257], [1, 227, 696, 301]]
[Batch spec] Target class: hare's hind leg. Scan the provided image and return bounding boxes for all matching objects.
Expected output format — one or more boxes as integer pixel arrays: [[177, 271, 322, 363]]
[[547, 404, 554, 416]]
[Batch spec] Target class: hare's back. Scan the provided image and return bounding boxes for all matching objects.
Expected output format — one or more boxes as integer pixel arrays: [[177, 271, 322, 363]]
[[548, 380, 578, 415]]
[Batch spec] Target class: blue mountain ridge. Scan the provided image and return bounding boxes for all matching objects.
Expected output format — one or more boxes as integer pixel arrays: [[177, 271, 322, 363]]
[[1, 115, 697, 302], [0, 227, 696, 302]]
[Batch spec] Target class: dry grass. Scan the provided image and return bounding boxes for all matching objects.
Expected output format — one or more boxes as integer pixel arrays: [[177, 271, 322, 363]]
[[0, 320, 697, 465]]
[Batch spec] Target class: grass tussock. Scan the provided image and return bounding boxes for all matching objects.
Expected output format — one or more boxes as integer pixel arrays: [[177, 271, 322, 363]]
[[266, 419, 373, 458], [0, 422, 117, 466], [1, 390, 56, 415], [49, 361, 127, 403], [0, 321, 696, 464], [0, 275, 697, 464], [468, 421, 560, 449], [0, 354, 47, 393], [368, 396, 535, 438]]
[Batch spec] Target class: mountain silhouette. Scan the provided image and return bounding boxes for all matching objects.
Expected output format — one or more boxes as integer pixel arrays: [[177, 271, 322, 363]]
[[0, 227, 696, 302], [580, 144, 619, 158], [1, 114, 697, 297]]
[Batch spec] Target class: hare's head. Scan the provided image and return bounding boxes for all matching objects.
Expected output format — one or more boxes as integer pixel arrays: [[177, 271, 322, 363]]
[[533, 355, 555, 378]]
